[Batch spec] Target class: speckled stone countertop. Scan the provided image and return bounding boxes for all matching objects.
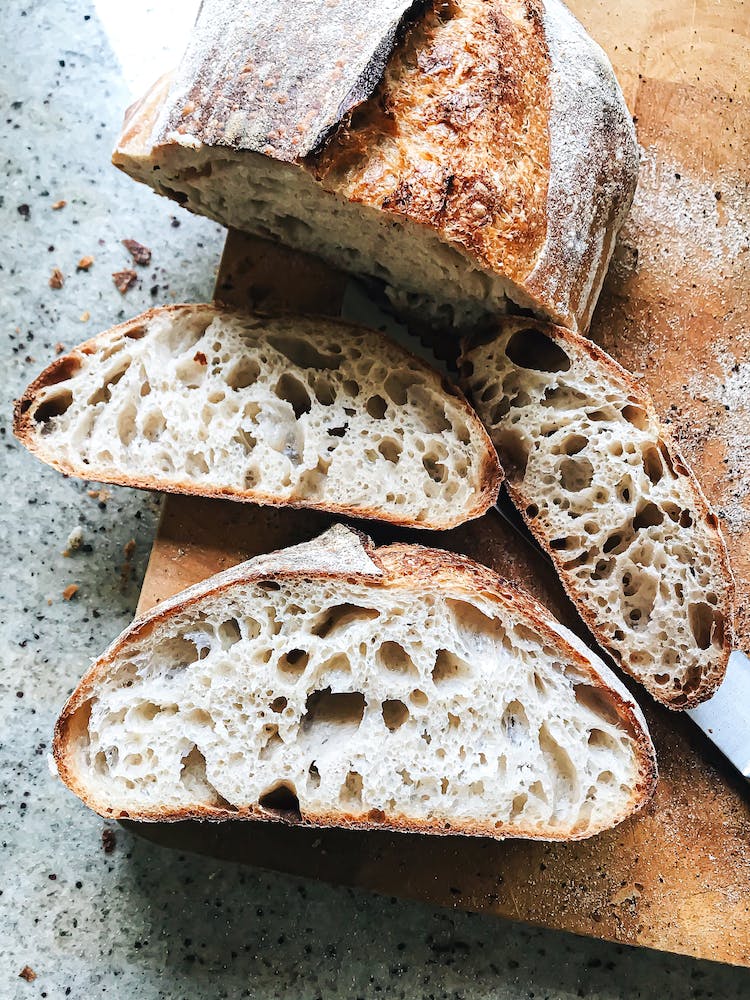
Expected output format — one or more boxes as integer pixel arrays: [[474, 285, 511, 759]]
[[1, 3, 749, 998]]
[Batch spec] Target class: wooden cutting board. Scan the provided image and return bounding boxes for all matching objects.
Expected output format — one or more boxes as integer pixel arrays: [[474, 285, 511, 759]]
[[127, 0, 750, 967]]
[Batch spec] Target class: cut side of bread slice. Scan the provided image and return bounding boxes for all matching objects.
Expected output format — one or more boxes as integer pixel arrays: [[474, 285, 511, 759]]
[[460, 318, 735, 709], [52, 525, 656, 841], [13, 304, 501, 530]]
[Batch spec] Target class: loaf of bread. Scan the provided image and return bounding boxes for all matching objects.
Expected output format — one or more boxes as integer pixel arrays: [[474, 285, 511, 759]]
[[113, 0, 637, 334], [52, 525, 656, 840], [460, 318, 735, 709], [14, 304, 500, 530]]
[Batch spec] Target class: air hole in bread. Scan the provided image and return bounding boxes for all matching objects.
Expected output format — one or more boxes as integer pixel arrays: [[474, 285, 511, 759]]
[[621, 404, 648, 430], [559, 457, 594, 492], [574, 685, 621, 727], [44, 356, 83, 386], [688, 602, 724, 650], [124, 325, 146, 341], [258, 781, 301, 817], [327, 423, 347, 438], [423, 454, 448, 483], [384, 371, 419, 406], [313, 376, 335, 405], [510, 792, 528, 820], [217, 618, 242, 649], [312, 603, 379, 638], [501, 700, 529, 742], [539, 723, 577, 794], [641, 444, 664, 485], [505, 329, 571, 373], [410, 688, 428, 707], [267, 334, 341, 371], [560, 434, 587, 456], [308, 762, 321, 788], [301, 689, 366, 734], [257, 580, 281, 592], [526, 504, 539, 519], [633, 501, 665, 530], [489, 397, 511, 422], [496, 428, 529, 475], [657, 439, 677, 477], [142, 409, 166, 441], [275, 373, 312, 418], [340, 770, 363, 804], [378, 641, 418, 676], [378, 438, 402, 463], [365, 394, 387, 419], [277, 648, 309, 676], [226, 357, 260, 390], [185, 451, 209, 476], [431, 648, 472, 686], [382, 699, 409, 731], [34, 388, 74, 423]]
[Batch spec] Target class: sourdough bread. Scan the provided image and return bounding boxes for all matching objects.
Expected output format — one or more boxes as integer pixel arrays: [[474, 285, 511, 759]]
[[113, 0, 637, 334], [14, 304, 500, 530], [460, 317, 735, 709], [53, 525, 656, 840]]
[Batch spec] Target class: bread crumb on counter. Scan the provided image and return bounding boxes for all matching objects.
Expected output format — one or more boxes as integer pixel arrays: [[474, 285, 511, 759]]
[[76, 255, 94, 271], [51, 199, 67, 210], [49, 267, 64, 289], [19, 966, 36, 982], [62, 526, 84, 556], [122, 238, 152, 265], [112, 268, 137, 294], [62, 584, 79, 601], [54, 342, 65, 354], [80, 310, 90, 322], [101, 827, 117, 853]]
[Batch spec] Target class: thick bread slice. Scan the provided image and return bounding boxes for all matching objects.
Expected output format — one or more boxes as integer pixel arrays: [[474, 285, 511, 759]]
[[13, 304, 500, 530], [112, 0, 637, 334], [460, 318, 735, 709], [52, 525, 656, 841]]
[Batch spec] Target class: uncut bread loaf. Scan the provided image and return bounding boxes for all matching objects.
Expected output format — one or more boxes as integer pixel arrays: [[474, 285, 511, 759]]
[[460, 317, 735, 709], [112, 0, 637, 334], [52, 525, 656, 840], [14, 304, 501, 530]]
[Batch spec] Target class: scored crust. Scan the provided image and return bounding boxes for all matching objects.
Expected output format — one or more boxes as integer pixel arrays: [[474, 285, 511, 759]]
[[52, 525, 657, 840], [113, 0, 637, 334], [460, 317, 736, 709], [13, 304, 502, 530]]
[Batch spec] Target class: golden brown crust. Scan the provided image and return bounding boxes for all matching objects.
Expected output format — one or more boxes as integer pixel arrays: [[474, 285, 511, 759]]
[[113, 0, 638, 333], [13, 304, 502, 531], [459, 316, 736, 710], [315, 0, 551, 293], [52, 533, 657, 841]]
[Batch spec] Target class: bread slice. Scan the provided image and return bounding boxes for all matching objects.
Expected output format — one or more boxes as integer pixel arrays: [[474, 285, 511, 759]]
[[13, 304, 501, 530], [460, 318, 735, 709], [52, 525, 656, 841], [112, 0, 637, 334]]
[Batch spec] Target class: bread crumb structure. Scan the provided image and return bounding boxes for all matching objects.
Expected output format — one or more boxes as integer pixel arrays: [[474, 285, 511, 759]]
[[53, 527, 656, 840], [15, 304, 500, 529], [461, 318, 734, 708]]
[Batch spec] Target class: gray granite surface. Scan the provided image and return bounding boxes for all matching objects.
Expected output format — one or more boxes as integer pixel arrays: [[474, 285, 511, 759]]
[[1, 2, 749, 997]]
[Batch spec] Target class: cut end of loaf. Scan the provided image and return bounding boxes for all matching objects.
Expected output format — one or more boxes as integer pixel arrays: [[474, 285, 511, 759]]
[[460, 318, 735, 709], [53, 529, 656, 842], [14, 304, 501, 530]]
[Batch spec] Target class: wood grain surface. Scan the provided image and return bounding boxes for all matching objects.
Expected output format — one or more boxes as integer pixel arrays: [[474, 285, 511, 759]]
[[128, 0, 750, 967]]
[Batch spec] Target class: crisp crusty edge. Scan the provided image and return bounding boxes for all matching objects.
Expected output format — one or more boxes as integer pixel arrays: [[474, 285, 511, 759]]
[[459, 316, 736, 710], [13, 303, 502, 531], [51, 523, 657, 842]]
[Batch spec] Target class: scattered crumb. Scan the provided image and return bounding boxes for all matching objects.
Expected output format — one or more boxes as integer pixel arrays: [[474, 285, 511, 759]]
[[19, 966, 36, 982], [49, 267, 64, 289], [62, 527, 84, 557], [88, 487, 111, 504], [62, 584, 79, 601], [123, 538, 136, 560], [193, 351, 207, 365], [80, 310, 90, 322], [101, 827, 116, 854], [122, 238, 152, 265], [54, 342, 65, 354], [77, 255, 94, 271], [52, 199, 67, 210], [112, 268, 137, 294]]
